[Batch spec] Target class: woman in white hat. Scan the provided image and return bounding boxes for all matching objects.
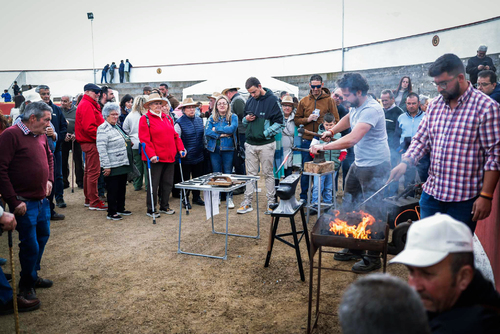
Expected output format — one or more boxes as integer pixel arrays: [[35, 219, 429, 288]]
[[139, 93, 186, 217], [281, 95, 298, 177], [174, 98, 206, 208], [205, 95, 238, 208]]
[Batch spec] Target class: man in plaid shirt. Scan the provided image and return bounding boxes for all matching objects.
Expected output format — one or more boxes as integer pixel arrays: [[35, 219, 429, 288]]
[[388, 53, 500, 233]]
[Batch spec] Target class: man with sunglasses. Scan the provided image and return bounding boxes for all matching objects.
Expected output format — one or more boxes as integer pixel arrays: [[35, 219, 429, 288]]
[[388, 53, 500, 233], [466, 45, 496, 87], [295, 74, 339, 200], [477, 70, 500, 103]]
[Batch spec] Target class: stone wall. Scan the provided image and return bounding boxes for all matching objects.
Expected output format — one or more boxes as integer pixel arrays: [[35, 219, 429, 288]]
[[275, 52, 500, 99]]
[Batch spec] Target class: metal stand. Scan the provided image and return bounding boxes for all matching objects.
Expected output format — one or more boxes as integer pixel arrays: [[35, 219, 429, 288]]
[[306, 224, 390, 334], [176, 174, 260, 260], [264, 203, 311, 281], [304, 170, 337, 222]]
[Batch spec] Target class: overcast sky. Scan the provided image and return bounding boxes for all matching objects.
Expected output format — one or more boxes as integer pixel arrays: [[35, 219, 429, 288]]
[[1, 0, 498, 71]]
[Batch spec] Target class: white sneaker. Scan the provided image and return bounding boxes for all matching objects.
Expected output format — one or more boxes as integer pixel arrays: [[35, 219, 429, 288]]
[[227, 198, 235, 209], [237, 204, 253, 214]]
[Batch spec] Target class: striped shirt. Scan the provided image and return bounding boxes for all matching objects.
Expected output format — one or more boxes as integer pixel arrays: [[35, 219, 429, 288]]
[[404, 83, 500, 202]]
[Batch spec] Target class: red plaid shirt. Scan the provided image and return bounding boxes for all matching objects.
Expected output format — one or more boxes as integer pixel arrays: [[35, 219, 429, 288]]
[[404, 83, 500, 202]]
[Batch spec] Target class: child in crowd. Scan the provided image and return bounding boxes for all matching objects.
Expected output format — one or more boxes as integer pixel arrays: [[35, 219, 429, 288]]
[[309, 113, 345, 215]]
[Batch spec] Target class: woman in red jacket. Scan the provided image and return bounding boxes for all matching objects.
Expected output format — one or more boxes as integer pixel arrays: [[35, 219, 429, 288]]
[[139, 93, 185, 217]]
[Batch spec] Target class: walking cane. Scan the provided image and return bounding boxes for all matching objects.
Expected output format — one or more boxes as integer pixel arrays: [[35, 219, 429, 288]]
[[8, 231, 20, 334], [141, 143, 156, 224], [178, 158, 190, 216], [71, 139, 75, 193]]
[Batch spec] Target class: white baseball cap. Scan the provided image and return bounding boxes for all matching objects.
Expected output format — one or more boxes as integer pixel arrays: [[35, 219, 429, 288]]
[[390, 213, 473, 267]]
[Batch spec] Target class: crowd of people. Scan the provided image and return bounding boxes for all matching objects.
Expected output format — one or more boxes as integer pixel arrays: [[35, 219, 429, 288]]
[[101, 59, 133, 84], [0, 46, 499, 332]]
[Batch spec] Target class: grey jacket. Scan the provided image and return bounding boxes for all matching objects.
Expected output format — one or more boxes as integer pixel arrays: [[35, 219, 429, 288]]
[[96, 121, 130, 169]]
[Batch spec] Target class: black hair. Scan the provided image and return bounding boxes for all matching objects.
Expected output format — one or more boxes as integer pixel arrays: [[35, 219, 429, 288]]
[[428, 53, 465, 77], [450, 252, 474, 279], [310, 74, 323, 83], [101, 86, 110, 95], [120, 94, 134, 112], [406, 92, 420, 101], [323, 113, 335, 123], [336, 73, 369, 95], [159, 83, 169, 89], [245, 77, 261, 90], [478, 70, 497, 83]]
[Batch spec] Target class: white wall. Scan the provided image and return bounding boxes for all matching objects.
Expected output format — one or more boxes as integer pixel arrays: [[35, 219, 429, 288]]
[[3, 18, 499, 88]]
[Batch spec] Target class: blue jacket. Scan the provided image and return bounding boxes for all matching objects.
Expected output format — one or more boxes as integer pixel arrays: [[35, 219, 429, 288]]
[[119, 62, 125, 73], [2, 92, 11, 102], [205, 114, 238, 152], [394, 109, 425, 152], [48, 101, 67, 152], [176, 115, 204, 165], [488, 83, 500, 104]]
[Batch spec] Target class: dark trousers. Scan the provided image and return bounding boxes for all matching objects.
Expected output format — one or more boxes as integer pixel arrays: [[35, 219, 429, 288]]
[[147, 162, 174, 212], [300, 138, 312, 199], [172, 163, 181, 198], [119, 71, 124, 83], [181, 161, 204, 200], [48, 150, 63, 214], [233, 133, 246, 175], [342, 161, 391, 230], [105, 173, 127, 216], [61, 140, 84, 187]]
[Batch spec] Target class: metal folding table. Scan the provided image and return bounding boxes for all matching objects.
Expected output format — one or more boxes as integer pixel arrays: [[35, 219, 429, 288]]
[[175, 173, 260, 260]]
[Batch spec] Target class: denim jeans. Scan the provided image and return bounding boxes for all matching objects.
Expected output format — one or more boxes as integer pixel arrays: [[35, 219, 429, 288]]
[[14, 198, 51, 289], [0, 266, 12, 305], [419, 191, 477, 233], [312, 173, 333, 205], [300, 139, 312, 200], [211, 147, 234, 199]]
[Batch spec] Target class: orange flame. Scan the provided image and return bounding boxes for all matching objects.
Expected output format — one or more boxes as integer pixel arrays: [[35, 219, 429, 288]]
[[329, 210, 376, 240]]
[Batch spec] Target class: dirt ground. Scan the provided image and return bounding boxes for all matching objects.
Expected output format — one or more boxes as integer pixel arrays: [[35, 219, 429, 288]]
[[0, 175, 408, 334]]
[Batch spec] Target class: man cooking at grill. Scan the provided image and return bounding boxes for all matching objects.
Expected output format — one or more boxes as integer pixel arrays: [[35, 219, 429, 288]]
[[388, 53, 500, 233], [311, 72, 391, 273]]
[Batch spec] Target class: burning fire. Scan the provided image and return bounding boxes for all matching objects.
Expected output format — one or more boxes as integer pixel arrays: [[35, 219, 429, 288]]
[[329, 210, 376, 240]]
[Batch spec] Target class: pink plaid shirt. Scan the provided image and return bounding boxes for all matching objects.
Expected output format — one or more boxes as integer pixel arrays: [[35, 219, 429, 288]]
[[404, 83, 500, 202]]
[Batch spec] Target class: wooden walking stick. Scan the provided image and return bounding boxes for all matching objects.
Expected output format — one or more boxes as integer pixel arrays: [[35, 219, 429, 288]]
[[8, 231, 20, 334]]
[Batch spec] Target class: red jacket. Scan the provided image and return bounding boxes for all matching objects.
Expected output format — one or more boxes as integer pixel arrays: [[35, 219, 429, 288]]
[[138, 111, 185, 163], [75, 94, 104, 144]]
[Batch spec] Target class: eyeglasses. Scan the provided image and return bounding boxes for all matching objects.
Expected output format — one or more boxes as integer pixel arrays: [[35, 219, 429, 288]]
[[334, 94, 343, 100], [478, 82, 492, 87], [310, 84, 322, 89], [433, 76, 457, 89]]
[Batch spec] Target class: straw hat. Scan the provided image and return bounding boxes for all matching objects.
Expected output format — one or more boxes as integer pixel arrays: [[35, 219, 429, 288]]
[[209, 92, 221, 100], [281, 95, 296, 108], [222, 87, 240, 95], [180, 97, 198, 109], [144, 92, 168, 109]]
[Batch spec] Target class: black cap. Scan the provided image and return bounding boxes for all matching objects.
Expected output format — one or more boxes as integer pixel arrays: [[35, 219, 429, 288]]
[[84, 83, 101, 93]]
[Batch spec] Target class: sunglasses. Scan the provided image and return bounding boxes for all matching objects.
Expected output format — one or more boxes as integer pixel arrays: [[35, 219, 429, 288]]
[[334, 94, 343, 100], [310, 84, 322, 89]]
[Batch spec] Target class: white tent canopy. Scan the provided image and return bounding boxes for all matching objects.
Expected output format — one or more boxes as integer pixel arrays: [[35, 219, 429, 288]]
[[182, 76, 298, 100]]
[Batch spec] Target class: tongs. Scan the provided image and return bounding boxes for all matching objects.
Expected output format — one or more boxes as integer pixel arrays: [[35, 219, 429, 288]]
[[355, 181, 394, 210]]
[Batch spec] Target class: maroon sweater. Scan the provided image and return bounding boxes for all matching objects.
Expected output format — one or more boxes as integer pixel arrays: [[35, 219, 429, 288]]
[[0, 125, 54, 209]]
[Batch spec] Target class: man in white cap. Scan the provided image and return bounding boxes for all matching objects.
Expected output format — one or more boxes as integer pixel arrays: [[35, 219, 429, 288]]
[[390, 213, 500, 333], [466, 45, 497, 86]]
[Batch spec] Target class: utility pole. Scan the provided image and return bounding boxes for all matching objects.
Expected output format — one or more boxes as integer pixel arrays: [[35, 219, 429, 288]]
[[341, 0, 345, 72], [87, 12, 96, 84]]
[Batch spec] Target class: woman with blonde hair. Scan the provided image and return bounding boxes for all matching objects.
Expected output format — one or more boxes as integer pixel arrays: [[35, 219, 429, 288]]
[[205, 95, 238, 208], [123, 95, 148, 191]]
